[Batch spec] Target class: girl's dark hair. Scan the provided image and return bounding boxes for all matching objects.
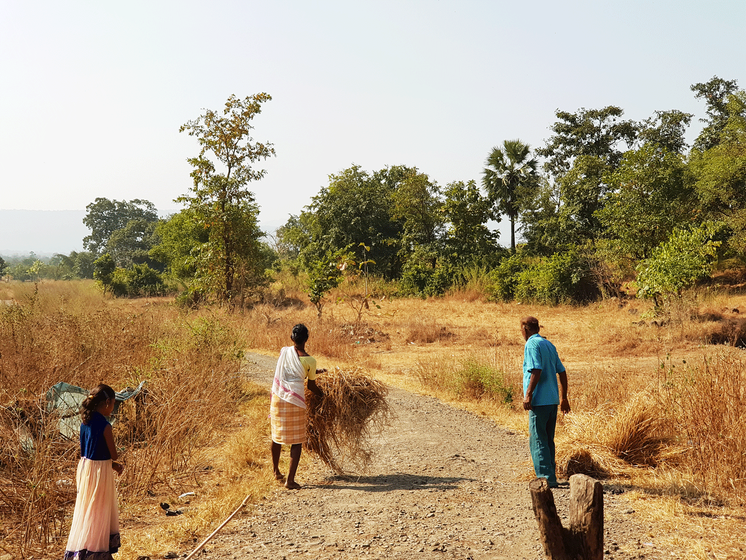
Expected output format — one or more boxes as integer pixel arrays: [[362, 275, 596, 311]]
[[291, 323, 309, 344], [80, 384, 116, 425]]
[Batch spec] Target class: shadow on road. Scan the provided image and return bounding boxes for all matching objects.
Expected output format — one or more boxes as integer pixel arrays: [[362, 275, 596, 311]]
[[309, 472, 472, 492]]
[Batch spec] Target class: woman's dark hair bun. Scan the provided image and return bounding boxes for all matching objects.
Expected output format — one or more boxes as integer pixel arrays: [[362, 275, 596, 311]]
[[291, 323, 309, 344]]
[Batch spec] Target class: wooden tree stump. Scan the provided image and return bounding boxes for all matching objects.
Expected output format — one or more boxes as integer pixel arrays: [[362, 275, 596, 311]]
[[569, 474, 604, 560], [529, 475, 604, 560], [529, 477, 570, 560]]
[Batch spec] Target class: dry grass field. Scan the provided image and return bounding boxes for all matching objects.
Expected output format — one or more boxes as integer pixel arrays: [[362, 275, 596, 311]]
[[1, 279, 745, 559]]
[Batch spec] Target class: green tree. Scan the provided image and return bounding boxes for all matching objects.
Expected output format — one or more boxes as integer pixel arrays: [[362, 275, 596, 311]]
[[636, 222, 726, 307], [0, 256, 7, 277], [481, 140, 538, 251], [598, 144, 696, 260], [527, 106, 639, 252], [150, 209, 209, 281], [390, 168, 443, 255], [93, 253, 116, 294], [83, 198, 158, 255], [306, 248, 348, 316], [73, 251, 97, 279], [537, 106, 639, 177], [297, 165, 405, 278], [690, 90, 746, 257], [637, 110, 693, 155], [275, 214, 314, 262], [691, 76, 740, 152], [177, 93, 275, 305], [441, 180, 499, 265], [107, 218, 161, 268]]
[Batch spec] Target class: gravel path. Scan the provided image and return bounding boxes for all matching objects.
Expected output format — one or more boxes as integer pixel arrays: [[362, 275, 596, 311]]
[[200, 353, 668, 560]]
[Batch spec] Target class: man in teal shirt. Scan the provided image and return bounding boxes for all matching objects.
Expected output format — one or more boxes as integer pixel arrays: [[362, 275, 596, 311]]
[[521, 316, 570, 487]]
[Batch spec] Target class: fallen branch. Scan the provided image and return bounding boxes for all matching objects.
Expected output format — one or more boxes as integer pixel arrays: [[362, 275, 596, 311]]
[[183, 495, 250, 560]]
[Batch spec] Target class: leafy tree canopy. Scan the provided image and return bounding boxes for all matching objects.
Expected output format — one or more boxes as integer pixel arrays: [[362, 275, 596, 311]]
[[298, 165, 408, 278], [390, 168, 443, 253], [536, 106, 639, 178], [598, 145, 696, 260], [150, 209, 210, 280], [637, 110, 693, 154], [691, 76, 740, 152], [636, 222, 727, 305], [442, 180, 499, 266], [83, 198, 158, 256], [690, 90, 746, 257]]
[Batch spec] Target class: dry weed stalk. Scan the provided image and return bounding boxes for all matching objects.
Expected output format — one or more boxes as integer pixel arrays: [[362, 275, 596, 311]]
[[305, 367, 391, 474]]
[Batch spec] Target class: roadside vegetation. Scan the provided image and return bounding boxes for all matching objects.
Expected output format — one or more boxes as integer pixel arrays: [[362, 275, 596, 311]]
[[2, 278, 744, 559]]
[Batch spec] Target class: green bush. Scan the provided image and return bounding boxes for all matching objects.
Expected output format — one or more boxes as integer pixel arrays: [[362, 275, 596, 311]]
[[515, 248, 595, 305], [109, 264, 168, 297], [399, 251, 454, 298], [636, 221, 727, 306], [487, 253, 528, 301], [488, 249, 596, 305], [453, 359, 514, 403]]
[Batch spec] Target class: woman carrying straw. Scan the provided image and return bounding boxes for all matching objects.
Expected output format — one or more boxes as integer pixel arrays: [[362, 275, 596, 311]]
[[271, 323, 325, 489]]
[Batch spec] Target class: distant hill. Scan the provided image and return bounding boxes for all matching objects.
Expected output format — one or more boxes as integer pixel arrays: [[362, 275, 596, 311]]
[[0, 210, 87, 257]]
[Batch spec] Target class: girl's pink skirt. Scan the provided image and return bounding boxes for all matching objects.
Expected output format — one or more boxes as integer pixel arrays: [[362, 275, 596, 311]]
[[64, 458, 120, 560]]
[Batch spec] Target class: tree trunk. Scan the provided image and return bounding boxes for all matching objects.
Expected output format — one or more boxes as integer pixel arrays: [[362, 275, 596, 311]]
[[510, 217, 516, 251], [529, 478, 570, 560], [569, 474, 604, 560], [529, 476, 605, 560]]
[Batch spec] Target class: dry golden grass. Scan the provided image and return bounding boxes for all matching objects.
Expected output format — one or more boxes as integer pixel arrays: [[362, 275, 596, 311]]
[[0, 281, 266, 559], [115, 380, 276, 560], [305, 367, 391, 474], [4, 278, 746, 559]]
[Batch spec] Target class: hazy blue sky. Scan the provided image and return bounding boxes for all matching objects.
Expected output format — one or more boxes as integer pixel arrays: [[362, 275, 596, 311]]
[[1, 0, 744, 251]]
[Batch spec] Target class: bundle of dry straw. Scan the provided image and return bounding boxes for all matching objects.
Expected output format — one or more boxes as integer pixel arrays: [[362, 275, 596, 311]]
[[305, 367, 391, 474]]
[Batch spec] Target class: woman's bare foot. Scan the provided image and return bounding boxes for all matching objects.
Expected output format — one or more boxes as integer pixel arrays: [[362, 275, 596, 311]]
[[285, 481, 301, 490], [274, 471, 285, 483]]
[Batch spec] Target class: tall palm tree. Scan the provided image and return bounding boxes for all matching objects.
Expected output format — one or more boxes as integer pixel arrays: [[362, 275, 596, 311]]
[[481, 140, 538, 251]]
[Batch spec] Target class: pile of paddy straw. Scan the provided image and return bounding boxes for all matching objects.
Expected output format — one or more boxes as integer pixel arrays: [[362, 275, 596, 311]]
[[305, 367, 392, 474]]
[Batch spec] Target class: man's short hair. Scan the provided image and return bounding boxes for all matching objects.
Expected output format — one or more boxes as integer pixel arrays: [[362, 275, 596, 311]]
[[521, 316, 540, 333]]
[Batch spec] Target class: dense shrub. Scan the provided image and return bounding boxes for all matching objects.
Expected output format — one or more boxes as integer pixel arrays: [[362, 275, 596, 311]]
[[487, 253, 528, 302], [110, 263, 169, 297], [454, 359, 514, 403], [515, 248, 596, 305], [636, 222, 727, 307], [399, 255, 454, 298], [488, 249, 597, 305]]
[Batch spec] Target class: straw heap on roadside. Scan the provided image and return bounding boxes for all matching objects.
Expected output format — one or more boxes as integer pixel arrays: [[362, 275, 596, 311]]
[[305, 367, 391, 474]]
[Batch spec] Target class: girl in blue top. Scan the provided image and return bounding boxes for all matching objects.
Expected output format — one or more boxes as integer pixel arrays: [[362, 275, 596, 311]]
[[64, 384, 123, 560]]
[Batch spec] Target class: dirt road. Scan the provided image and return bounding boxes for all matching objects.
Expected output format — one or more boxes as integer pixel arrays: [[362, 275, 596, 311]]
[[201, 353, 667, 560]]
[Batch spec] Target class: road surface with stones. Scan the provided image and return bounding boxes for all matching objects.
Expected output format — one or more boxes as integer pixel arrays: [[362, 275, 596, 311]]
[[200, 353, 668, 560]]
